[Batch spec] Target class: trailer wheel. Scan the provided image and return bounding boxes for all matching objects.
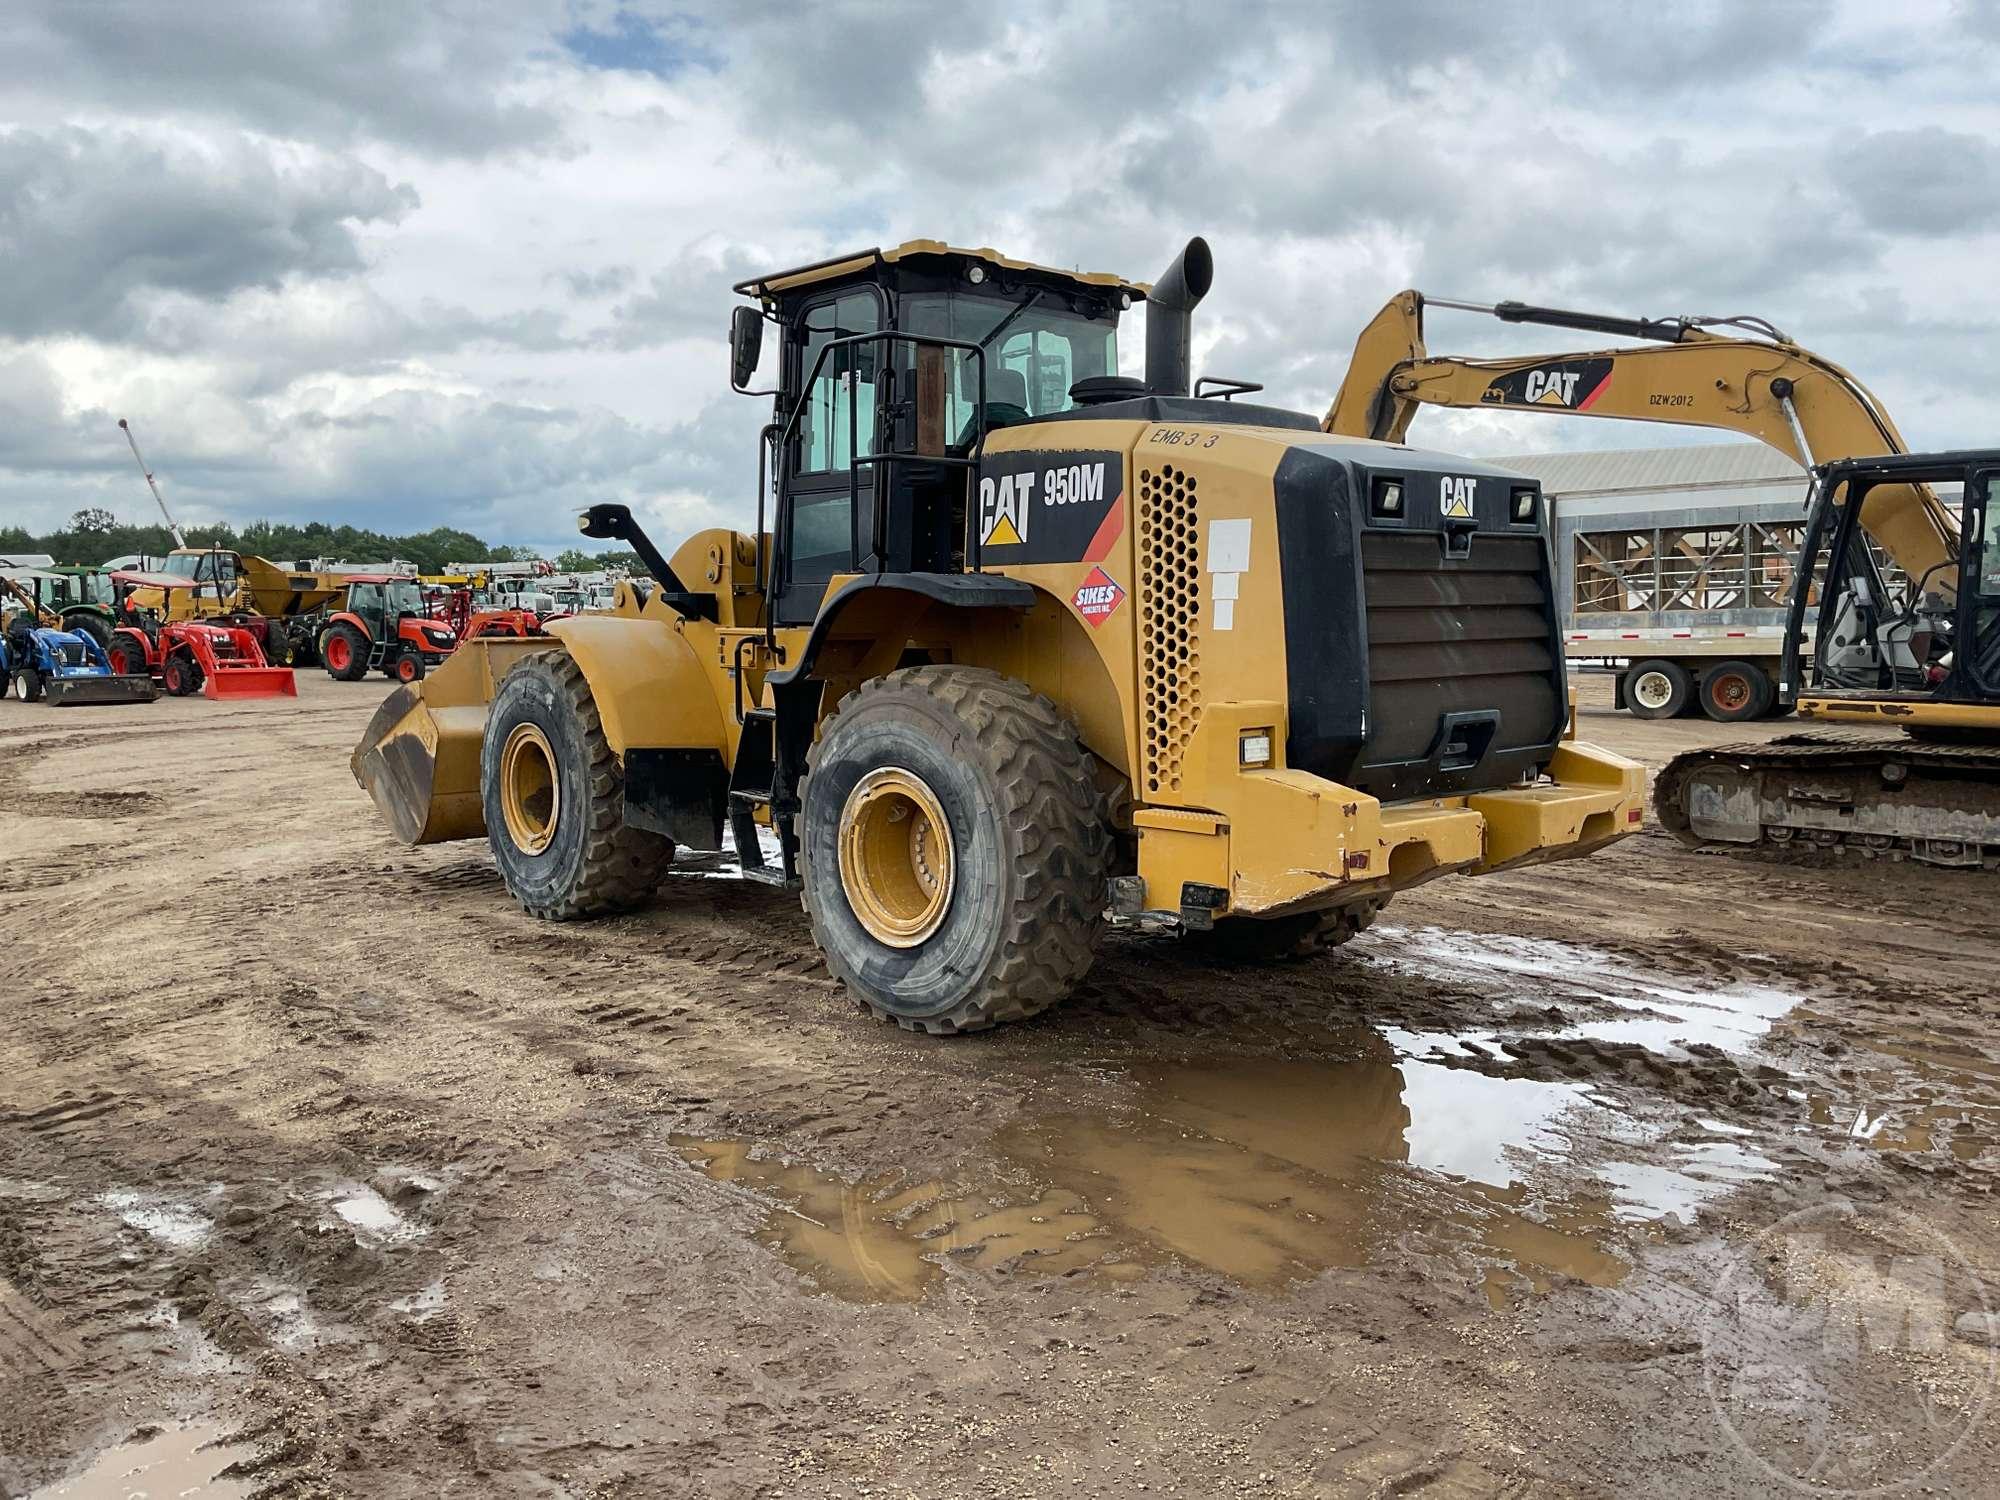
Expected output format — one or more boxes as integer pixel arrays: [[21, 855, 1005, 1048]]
[[1191, 898, 1386, 963], [1625, 659, 1691, 720], [322, 622, 370, 682], [482, 649, 673, 920], [11, 667, 41, 703], [162, 653, 201, 697], [1695, 659, 1773, 722], [800, 665, 1111, 1035]]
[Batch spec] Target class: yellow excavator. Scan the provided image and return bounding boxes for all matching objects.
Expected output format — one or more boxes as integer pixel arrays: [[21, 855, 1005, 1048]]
[[1328, 292, 1998, 869], [352, 238, 1646, 1034]]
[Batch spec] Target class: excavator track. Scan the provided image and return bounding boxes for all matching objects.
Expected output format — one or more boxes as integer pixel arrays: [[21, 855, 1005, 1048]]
[[1654, 730, 2000, 870]]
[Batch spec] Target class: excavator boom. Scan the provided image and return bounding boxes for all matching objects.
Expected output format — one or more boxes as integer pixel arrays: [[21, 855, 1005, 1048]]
[[1324, 291, 1958, 582]]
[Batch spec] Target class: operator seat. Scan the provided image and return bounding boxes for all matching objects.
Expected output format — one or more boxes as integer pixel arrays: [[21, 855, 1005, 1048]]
[[955, 366, 1033, 448]]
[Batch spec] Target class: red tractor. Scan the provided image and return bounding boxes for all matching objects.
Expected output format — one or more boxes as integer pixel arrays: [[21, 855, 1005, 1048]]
[[320, 576, 459, 684], [426, 585, 544, 643], [104, 572, 298, 699]]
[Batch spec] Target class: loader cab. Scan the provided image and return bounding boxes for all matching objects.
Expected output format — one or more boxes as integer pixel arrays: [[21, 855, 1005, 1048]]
[[733, 243, 1141, 625], [1788, 452, 1996, 705]]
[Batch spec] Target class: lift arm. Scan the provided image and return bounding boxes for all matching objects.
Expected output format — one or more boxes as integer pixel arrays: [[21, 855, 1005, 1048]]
[[1324, 291, 1959, 579]]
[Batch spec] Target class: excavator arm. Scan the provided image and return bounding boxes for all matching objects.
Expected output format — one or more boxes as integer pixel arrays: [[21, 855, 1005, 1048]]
[[1324, 291, 1959, 580]]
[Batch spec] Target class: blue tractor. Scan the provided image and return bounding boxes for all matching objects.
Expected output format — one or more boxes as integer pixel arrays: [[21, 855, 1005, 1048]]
[[1, 575, 158, 706]]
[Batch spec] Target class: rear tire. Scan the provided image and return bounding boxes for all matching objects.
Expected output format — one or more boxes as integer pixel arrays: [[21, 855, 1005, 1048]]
[[107, 638, 147, 677], [322, 622, 370, 682], [482, 649, 673, 920], [1698, 659, 1774, 723], [66, 614, 113, 652], [799, 666, 1111, 1035], [1625, 659, 1691, 720], [1191, 899, 1386, 963]]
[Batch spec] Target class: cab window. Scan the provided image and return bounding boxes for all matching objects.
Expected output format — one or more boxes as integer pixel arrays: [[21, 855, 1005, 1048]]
[[797, 290, 880, 475]]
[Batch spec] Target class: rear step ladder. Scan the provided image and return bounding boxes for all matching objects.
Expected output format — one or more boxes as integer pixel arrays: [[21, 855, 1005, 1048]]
[[727, 706, 800, 887]]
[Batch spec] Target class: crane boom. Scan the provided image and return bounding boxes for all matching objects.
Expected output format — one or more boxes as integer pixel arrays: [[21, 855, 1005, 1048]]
[[117, 418, 187, 549], [1322, 291, 1958, 582]]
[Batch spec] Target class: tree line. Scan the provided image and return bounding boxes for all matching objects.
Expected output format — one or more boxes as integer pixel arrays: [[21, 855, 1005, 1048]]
[[0, 509, 639, 577]]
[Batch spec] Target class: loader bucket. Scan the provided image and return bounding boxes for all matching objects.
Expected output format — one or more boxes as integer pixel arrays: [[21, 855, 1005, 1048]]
[[351, 637, 551, 845], [203, 666, 298, 700], [45, 672, 159, 707]]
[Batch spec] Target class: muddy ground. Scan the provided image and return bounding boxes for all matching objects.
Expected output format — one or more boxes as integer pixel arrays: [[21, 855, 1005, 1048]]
[[2, 672, 1996, 1498]]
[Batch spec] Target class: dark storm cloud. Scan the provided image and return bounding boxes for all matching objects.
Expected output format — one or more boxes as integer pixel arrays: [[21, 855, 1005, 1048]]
[[597, 243, 764, 351], [1831, 128, 2000, 235], [0, 125, 416, 341], [0, 0, 566, 158]]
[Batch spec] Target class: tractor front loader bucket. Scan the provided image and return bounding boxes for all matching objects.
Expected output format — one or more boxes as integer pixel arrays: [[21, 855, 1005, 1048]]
[[352, 637, 549, 845], [45, 673, 159, 707], [203, 665, 298, 700]]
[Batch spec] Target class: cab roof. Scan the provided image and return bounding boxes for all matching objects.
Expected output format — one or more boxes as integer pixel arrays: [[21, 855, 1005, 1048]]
[[733, 239, 1149, 305]]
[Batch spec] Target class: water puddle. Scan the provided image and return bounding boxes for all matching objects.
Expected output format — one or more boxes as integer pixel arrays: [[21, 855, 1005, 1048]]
[[679, 1045, 1654, 1304], [31, 1422, 253, 1499], [1366, 925, 1803, 1055], [675, 1138, 1127, 1300], [100, 1191, 211, 1249], [325, 1183, 423, 1244]]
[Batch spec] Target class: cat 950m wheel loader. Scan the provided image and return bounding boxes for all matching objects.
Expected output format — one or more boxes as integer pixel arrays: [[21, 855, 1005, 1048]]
[[353, 237, 1644, 1033]]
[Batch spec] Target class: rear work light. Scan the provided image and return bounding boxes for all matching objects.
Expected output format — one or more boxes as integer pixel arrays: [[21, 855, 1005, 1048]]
[[1511, 487, 1538, 523], [1239, 730, 1274, 768], [1371, 477, 1405, 518]]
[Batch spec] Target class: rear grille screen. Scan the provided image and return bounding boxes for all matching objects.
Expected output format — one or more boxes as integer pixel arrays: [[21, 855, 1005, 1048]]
[[1137, 464, 1201, 797], [1360, 531, 1560, 772]]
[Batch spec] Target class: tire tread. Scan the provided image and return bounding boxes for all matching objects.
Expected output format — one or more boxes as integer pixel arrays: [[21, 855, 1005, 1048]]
[[800, 665, 1110, 1035]]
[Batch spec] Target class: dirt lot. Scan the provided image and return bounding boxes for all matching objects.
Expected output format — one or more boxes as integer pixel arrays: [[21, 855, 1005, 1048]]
[[3, 671, 1997, 1498]]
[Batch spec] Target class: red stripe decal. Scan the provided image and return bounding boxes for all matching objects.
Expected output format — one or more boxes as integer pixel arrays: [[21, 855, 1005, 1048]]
[[1576, 374, 1611, 412], [1081, 492, 1125, 562]]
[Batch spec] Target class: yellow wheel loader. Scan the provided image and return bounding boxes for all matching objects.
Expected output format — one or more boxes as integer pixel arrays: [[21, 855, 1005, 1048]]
[[353, 238, 1644, 1032]]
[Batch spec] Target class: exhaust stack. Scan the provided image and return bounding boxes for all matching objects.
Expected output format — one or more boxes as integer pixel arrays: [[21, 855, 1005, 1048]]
[[1144, 237, 1213, 398]]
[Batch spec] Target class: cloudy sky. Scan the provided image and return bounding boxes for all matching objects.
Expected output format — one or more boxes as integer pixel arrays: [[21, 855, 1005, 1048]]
[[3, 0, 1997, 550]]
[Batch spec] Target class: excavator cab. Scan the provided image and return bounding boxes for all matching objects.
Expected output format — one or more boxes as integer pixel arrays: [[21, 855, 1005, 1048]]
[[1789, 452, 2000, 712]]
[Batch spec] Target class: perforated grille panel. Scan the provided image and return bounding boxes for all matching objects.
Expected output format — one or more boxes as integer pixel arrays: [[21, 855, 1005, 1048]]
[[1137, 463, 1202, 796]]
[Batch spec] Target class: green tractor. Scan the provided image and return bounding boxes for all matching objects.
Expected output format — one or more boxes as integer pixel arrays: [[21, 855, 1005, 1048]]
[[44, 566, 119, 652]]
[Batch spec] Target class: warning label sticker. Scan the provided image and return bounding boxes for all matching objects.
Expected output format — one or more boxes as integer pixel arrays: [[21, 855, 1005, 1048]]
[[1072, 566, 1125, 627]]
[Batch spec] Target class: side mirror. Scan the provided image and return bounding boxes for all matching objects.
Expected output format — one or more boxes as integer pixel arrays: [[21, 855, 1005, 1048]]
[[729, 306, 764, 391]]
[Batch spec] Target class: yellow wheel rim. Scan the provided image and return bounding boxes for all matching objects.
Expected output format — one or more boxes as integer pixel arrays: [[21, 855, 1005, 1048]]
[[837, 767, 955, 948], [499, 722, 560, 856]]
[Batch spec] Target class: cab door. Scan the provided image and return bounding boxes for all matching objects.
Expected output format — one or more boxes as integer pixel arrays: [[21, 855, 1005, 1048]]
[[1959, 471, 2000, 701], [777, 287, 883, 623]]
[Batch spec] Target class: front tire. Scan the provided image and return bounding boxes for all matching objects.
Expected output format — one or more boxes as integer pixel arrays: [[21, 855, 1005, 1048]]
[[11, 668, 41, 703], [799, 666, 1111, 1035], [481, 649, 673, 920], [162, 653, 200, 697]]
